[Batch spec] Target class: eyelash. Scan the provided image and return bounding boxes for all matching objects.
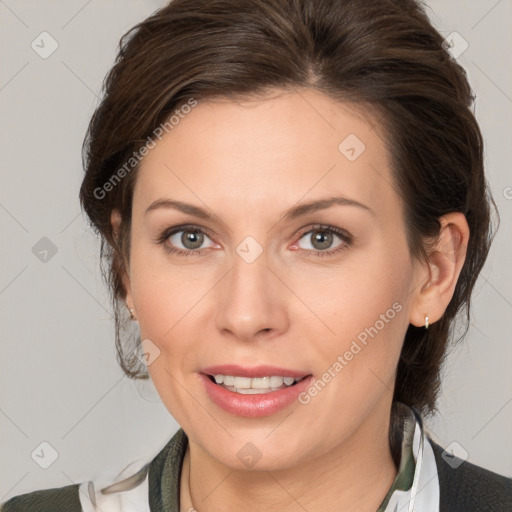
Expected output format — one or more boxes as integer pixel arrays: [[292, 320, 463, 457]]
[[155, 223, 353, 258]]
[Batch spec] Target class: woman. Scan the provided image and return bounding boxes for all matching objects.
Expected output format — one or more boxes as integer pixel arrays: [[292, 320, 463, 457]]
[[2, 0, 511, 511]]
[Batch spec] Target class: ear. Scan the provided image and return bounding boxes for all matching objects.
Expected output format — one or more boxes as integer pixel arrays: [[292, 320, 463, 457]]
[[409, 212, 470, 328], [111, 209, 136, 317]]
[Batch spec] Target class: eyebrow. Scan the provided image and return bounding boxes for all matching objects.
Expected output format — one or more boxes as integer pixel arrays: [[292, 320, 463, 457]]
[[144, 195, 375, 222]]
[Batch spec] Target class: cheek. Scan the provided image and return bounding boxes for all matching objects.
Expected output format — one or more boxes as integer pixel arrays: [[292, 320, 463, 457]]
[[292, 243, 412, 376], [129, 242, 211, 336], [288, 259, 410, 431], [129, 257, 204, 414]]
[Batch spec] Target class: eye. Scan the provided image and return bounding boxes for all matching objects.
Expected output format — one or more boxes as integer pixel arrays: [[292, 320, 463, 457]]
[[293, 225, 352, 257], [156, 223, 352, 258], [157, 225, 218, 255]]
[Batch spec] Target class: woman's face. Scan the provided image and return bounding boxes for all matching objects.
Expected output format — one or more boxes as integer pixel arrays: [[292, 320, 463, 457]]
[[122, 88, 425, 470]]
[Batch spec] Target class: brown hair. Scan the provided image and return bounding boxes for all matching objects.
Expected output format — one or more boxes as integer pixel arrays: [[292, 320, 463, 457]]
[[79, 0, 497, 438]]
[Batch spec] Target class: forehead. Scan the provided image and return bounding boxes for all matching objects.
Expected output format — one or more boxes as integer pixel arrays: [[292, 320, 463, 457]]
[[133, 89, 398, 222]]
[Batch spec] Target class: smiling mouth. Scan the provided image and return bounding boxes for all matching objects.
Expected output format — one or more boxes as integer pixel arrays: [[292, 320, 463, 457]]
[[206, 374, 309, 394]]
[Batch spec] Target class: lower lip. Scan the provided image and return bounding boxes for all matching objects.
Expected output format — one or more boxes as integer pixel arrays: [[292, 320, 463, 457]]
[[199, 373, 314, 418]]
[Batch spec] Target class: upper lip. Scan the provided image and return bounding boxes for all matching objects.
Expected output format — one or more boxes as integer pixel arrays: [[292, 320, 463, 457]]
[[201, 364, 311, 379]]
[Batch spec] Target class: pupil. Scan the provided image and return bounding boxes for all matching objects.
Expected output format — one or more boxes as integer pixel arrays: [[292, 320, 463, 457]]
[[312, 230, 332, 250], [182, 231, 203, 249]]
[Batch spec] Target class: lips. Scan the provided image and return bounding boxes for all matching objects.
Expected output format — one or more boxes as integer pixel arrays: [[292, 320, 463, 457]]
[[201, 364, 311, 379], [199, 372, 315, 417]]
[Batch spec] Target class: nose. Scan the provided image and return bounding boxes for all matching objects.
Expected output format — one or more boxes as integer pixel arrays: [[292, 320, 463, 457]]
[[215, 246, 290, 342]]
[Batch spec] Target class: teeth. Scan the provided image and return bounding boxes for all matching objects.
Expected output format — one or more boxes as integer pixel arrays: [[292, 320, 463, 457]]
[[231, 376, 252, 389], [212, 374, 305, 391], [227, 387, 276, 394], [269, 376, 283, 387]]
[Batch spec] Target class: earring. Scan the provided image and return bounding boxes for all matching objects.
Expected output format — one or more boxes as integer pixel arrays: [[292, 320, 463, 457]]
[[129, 308, 137, 321], [425, 315, 429, 329]]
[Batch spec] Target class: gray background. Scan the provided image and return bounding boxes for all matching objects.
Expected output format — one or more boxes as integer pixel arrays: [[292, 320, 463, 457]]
[[1, 0, 511, 500]]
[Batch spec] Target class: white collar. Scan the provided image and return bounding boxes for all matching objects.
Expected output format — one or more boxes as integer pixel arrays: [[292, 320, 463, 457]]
[[382, 407, 440, 512]]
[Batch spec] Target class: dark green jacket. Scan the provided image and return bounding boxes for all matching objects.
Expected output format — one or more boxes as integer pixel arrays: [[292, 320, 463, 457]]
[[2, 428, 511, 511]]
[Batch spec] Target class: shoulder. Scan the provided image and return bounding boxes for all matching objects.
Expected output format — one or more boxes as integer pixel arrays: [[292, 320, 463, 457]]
[[0, 483, 82, 512], [0, 429, 187, 512], [428, 437, 512, 512], [0, 463, 152, 512]]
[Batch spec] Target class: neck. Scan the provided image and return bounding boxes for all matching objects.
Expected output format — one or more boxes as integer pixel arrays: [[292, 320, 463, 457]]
[[180, 399, 399, 512]]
